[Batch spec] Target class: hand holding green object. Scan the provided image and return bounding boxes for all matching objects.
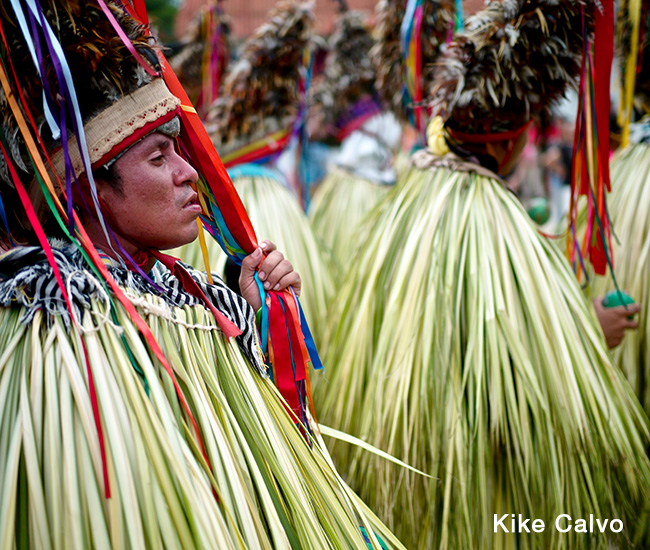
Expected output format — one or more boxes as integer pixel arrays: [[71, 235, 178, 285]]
[[602, 290, 636, 309], [594, 291, 640, 349]]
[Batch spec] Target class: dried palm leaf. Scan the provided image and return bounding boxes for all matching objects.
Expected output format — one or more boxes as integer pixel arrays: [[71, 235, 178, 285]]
[[315, 159, 650, 549]]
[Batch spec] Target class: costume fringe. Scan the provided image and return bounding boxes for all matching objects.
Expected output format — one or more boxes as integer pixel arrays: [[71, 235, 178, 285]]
[[587, 143, 650, 416], [0, 290, 404, 549], [309, 167, 391, 271], [315, 160, 650, 549]]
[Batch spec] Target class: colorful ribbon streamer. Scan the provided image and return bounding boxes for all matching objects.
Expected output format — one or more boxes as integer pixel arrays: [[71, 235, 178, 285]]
[[400, 0, 425, 135], [568, 0, 616, 279]]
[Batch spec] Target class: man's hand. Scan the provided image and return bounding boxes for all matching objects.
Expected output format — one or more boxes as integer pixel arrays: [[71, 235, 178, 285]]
[[593, 297, 641, 349], [239, 240, 301, 312]]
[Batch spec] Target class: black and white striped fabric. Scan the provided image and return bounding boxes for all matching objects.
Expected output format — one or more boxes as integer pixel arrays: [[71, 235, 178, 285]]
[[148, 261, 265, 374], [0, 242, 266, 375]]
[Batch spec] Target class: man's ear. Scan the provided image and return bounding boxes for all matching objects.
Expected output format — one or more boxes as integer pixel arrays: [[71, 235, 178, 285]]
[[92, 171, 111, 201]]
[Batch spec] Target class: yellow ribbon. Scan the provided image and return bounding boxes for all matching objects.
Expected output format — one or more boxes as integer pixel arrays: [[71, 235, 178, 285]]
[[426, 116, 450, 157], [620, 0, 641, 148]]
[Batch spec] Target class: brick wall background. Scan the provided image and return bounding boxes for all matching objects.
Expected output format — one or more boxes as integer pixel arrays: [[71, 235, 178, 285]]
[[175, 0, 485, 40]]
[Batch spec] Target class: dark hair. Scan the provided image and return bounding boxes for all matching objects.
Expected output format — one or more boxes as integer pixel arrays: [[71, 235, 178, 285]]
[[92, 162, 124, 196]]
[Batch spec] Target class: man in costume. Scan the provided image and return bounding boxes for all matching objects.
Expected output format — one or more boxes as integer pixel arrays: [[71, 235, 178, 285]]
[[585, 2, 650, 414], [0, 1, 403, 548]]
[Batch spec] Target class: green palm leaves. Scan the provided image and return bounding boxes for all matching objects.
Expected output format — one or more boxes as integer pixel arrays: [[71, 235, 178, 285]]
[[315, 163, 650, 549]]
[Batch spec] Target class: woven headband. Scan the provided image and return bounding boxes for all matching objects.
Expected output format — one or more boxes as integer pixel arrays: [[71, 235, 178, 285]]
[[50, 78, 181, 178]]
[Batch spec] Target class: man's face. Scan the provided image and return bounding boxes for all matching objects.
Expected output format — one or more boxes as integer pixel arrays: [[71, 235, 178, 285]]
[[99, 133, 202, 250]]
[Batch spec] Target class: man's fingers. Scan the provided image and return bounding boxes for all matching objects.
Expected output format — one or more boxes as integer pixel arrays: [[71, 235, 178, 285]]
[[262, 259, 294, 289], [271, 271, 301, 293], [240, 247, 262, 276], [258, 252, 288, 286]]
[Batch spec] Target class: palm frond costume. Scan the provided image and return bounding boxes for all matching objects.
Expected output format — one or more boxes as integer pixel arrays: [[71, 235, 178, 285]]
[[308, 10, 401, 270]]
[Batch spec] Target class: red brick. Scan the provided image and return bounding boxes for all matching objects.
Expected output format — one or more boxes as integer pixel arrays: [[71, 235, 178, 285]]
[[176, 0, 486, 40]]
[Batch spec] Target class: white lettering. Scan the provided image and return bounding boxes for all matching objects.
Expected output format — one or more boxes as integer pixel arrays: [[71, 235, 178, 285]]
[[556, 514, 571, 533], [610, 519, 623, 533], [532, 519, 545, 533], [494, 514, 509, 533], [595, 518, 608, 532], [518, 515, 530, 533], [574, 519, 587, 533]]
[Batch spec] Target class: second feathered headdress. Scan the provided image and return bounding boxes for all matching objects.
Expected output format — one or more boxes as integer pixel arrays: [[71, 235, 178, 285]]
[[206, 0, 313, 161], [429, 0, 594, 136], [310, 10, 379, 142], [371, 0, 456, 131]]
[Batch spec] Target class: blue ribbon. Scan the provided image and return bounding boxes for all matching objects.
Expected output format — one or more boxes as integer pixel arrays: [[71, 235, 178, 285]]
[[294, 291, 323, 371], [455, 0, 464, 31], [227, 164, 285, 182], [254, 272, 269, 357]]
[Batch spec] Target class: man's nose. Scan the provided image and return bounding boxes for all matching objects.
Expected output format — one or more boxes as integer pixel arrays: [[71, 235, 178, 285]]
[[173, 154, 199, 186]]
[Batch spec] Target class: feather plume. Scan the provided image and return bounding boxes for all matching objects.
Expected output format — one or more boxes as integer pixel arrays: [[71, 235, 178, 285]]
[[371, 0, 455, 123], [168, 2, 230, 112], [0, 0, 160, 243], [310, 11, 377, 138], [206, 0, 313, 154], [430, 0, 595, 134], [0, 1, 160, 174]]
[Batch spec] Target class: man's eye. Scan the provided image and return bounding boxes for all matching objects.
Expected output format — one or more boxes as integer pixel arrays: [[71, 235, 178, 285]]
[[152, 155, 164, 163]]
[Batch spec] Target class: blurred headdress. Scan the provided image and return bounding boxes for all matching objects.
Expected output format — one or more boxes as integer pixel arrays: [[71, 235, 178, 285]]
[[310, 10, 379, 142], [206, 0, 314, 166], [429, 0, 594, 139], [371, 0, 455, 133], [168, 0, 230, 117]]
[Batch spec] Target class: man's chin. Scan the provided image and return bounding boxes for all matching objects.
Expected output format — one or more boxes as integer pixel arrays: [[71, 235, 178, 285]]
[[158, 231, 200, 252]]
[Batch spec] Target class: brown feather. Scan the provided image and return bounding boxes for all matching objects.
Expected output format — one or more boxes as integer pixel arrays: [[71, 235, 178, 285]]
[[429, 0, 595, 134], [207, 0, 313, 154]]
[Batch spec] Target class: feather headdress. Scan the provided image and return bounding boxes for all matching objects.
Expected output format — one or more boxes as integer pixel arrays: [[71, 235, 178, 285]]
[[429, 0, 594, 135], [310, 11, 378, 141], [371, 0, 455, 127], [0, 0, 167, 244], [207, 0, 313, 158]]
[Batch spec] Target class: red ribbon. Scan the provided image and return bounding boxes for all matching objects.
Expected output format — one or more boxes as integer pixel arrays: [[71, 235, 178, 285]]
[[0, 139, 112, 497], [268, 292, 301, 417], [590, 0, 614, 275], [570, 0, 614, 276], [447, 121, 533, 144], [152, 251, 242, 339]]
